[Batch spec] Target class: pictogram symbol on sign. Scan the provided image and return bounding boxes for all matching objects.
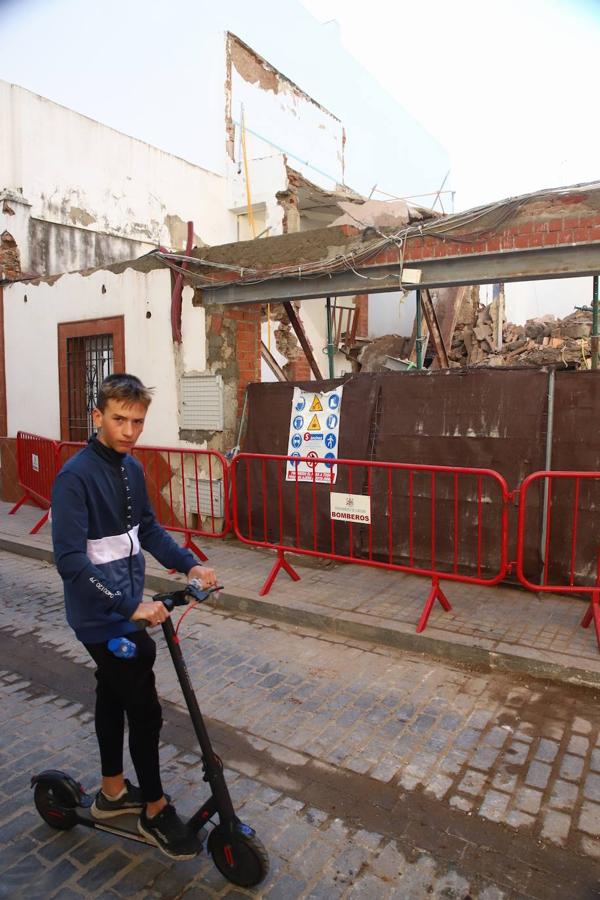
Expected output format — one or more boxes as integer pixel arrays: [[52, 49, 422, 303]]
[[309, 395, 323, 412], [305, 451, 319, 468], [308, 414, 321, 431]]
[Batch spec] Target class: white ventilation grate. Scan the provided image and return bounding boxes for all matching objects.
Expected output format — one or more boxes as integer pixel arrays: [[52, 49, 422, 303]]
[[181, 375, 224, 431], [184, 478, 224, 519]]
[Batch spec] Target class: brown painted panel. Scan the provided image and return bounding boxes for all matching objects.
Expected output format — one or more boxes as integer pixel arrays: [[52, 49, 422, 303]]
[[57, 316, 125, 441], [539, 370, 600, 588], [373, 369, 550, 578]]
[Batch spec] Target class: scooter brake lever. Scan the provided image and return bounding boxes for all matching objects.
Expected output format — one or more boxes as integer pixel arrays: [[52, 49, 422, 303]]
[[185, 582, 224, 603]]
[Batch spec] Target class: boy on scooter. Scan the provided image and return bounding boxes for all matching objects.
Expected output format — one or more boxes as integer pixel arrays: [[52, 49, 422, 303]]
[[51, 373, 217, 861]]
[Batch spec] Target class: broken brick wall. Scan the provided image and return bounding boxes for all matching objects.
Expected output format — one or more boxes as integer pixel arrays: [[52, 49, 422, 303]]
[[203, 302, 261, 448], [0, 231, 21, 280]]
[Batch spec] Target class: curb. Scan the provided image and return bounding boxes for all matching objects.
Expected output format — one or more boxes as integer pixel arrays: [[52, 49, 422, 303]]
[[2, 533, 599, 690]]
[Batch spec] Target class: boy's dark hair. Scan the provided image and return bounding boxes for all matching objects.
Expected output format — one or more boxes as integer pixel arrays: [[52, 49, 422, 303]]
[[96, 374, 154, 412]]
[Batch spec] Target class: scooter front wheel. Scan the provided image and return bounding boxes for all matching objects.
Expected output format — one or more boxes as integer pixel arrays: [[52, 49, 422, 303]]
[[208, 823, 269, 887], [34, 782, 78, 831]]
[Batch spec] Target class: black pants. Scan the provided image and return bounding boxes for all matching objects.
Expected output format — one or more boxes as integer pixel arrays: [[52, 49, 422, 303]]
[[84, 630, 164, 803]]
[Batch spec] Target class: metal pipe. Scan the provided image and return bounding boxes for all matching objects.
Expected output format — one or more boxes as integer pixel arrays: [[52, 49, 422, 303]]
[[416, 289, 423, 370], [592, 275, 599, 370], [540, 368, 555, 576], [326, 296, 335, 378]]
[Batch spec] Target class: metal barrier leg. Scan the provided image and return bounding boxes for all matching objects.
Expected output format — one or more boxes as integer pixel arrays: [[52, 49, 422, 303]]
[[416, 576, 452, 633], [167, 532, 209, 573], [581, 590, 600, 651], [182, 532, 209, 563], [259, 549, 300, 597], [30, 511, 50, 535], [9, 494, 29, 515], [10, 492, 47, 518]]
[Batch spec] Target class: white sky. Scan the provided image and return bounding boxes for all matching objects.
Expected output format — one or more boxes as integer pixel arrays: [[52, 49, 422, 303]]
[[301, 0, 600, 209], [1, 0, 599, 212]]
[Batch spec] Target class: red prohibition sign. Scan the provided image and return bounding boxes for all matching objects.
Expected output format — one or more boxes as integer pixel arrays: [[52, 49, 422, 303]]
[[305, 451, 319, 468]]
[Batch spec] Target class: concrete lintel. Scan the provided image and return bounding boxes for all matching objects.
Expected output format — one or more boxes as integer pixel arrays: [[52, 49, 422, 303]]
[[201, 242, 600, 305]]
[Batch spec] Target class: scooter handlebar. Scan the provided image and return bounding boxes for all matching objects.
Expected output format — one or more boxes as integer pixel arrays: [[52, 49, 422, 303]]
[[154, 582, 223, 609], [134, 582, 223, 627]]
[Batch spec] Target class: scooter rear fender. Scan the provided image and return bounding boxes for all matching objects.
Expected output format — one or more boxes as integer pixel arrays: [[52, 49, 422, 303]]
[[31, 769, 83, 806]]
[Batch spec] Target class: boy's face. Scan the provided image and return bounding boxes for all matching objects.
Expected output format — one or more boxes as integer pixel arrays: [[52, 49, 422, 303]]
[[92, 399, 147, 453]]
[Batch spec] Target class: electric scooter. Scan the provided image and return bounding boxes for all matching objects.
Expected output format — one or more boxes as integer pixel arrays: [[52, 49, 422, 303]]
[[31, 583, 269, 888]]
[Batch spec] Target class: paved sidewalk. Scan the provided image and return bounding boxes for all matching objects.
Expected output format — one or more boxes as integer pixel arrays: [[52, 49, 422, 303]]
[[1, 499, 598, 688]]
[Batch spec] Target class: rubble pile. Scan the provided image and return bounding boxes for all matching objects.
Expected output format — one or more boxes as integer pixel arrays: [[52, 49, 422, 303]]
[[450, 305, 593, 369]]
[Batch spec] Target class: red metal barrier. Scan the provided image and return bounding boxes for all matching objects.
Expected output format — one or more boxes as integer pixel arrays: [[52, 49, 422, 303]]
[[56, 441, 85, 468], [231, 452, 510, 631], [55, 442, 230, 560], [9, 432, 59, 534], [516, 470, 600, 649], [131, 445, 230, 561]]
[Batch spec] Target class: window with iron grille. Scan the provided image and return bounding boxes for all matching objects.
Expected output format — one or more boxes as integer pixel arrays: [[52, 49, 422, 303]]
[[66, 334, 114, 440]]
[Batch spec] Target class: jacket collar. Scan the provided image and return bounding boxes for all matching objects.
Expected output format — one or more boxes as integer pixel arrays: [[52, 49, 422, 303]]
[[89, 435, 127, 468]]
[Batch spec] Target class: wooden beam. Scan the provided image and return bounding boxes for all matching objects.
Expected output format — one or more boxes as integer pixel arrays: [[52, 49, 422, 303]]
[[283, 301, 323, 380], [421, 289, 450, 369], [261, 341, 288, 381]]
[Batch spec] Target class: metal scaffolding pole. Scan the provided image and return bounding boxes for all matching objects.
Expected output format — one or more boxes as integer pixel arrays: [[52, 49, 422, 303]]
[[416, 289, 423, 370], [592, 275, 599, 370], [326, 297, 335, 379]]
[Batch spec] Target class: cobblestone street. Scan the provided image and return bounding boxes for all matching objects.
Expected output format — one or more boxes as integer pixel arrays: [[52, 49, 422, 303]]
[[1, 549, 600, 898]]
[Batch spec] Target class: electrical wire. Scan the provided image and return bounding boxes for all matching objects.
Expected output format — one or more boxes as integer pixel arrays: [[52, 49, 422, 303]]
[[174, 603, 197, 639], [162, 181, 600, 293]]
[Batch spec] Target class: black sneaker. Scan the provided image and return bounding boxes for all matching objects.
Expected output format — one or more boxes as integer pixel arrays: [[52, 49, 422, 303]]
[[138, 803, 202, 861], [91, 779, 144, 819]]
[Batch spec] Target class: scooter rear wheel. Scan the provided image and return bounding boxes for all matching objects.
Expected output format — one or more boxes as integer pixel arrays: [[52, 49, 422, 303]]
[[208, 824, 269, 887], [34, 782, 78, 831]]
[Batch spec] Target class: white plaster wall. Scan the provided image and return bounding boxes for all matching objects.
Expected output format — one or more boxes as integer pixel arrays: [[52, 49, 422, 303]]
[[260, 321, 288, 382], [368, 290, 416, 339], [230, 68, 344, 191], [292, 299, 351, 378], [0, 80, 236, 254], [181, 285, 207, 373], [228, 155, 287, 238], [3, 267, 206, 445], [504, 277, 593, 325]]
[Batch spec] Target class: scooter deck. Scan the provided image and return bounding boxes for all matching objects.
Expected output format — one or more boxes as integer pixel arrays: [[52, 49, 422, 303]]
[[77, 806, 154, 844]]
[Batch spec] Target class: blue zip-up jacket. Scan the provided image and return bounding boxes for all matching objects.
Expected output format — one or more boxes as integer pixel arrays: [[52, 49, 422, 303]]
[[51, 438, 198, 644]]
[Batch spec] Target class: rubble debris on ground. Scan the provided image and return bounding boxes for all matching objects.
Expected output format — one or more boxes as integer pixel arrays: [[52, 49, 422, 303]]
[[450, 304, 594, 370], [358, 334, 411, 373]]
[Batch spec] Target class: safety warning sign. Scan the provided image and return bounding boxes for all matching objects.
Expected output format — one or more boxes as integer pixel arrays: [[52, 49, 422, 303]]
[[286, 386, 343, 483]]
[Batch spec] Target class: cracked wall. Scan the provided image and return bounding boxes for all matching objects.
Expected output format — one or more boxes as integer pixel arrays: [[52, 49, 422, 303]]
[[0, 80, 237, 276], [225, 33, 345, 192]]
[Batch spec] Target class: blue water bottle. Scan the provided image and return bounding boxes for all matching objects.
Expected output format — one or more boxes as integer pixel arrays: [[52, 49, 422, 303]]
[[107, 637, 137, 659]]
